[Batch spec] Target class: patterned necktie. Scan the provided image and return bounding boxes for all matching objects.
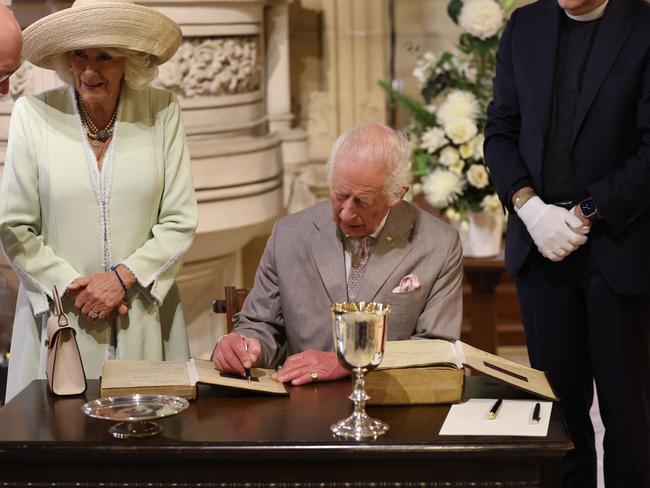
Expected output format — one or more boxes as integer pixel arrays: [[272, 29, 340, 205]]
[[347, 236, 370, 301]]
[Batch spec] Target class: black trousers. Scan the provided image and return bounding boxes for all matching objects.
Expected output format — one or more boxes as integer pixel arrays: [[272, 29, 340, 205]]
[[516, 243, 650, 488]]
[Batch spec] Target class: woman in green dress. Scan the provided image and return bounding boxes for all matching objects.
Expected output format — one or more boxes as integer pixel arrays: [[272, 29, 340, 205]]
[[0, 0, 198, 402]]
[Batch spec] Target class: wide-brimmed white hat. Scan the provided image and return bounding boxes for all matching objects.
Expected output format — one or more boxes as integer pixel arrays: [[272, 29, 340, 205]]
[[23, 0, 182, 70]]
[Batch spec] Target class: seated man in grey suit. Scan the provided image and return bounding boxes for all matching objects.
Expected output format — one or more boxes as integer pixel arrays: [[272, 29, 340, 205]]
[[212, 122, 463, 385]]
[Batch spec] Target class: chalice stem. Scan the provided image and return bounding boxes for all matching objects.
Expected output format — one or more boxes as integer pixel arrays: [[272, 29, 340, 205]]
[[349, 368, 369, 414]]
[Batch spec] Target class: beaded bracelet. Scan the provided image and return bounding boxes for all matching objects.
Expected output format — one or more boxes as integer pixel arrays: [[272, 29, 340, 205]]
[[111, 266, 129, 295]]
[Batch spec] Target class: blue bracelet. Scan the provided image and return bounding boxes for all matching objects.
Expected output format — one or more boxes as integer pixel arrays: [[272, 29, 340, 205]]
[[111, 266, 129, 295]]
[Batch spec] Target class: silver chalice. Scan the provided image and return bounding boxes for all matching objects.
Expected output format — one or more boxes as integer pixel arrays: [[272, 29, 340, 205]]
[[330, 301, 390, 440]]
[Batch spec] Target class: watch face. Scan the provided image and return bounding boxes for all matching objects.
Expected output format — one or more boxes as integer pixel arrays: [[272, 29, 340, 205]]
[[580, 198, 597, 217]]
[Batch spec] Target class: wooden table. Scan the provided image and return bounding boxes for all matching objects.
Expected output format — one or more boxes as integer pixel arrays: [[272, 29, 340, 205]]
[[0, 376, 572, 487], [464, 252, 507, 354]]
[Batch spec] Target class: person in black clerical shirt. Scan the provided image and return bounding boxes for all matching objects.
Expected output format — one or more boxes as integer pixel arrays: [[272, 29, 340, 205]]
[[485, 0, 650, 486]]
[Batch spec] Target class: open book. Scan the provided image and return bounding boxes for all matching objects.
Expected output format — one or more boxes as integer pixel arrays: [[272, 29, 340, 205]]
[[100, 358, 288, 400], [365, 339, 558, 405]]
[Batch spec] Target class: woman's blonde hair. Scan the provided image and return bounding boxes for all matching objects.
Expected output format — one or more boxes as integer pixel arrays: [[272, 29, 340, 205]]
[[52, 47, 159, 90]]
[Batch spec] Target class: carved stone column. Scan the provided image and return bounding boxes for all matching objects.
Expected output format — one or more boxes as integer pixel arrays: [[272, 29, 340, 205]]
[[138, 0, 292, 357], [265, 0, 311, 214]]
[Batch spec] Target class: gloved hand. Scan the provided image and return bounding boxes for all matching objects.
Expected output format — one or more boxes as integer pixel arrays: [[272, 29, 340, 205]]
[[516, 196, 589, 262]]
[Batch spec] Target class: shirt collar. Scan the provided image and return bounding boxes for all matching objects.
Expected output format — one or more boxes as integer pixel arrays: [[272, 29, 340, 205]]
[[565, 0, 608, 21]]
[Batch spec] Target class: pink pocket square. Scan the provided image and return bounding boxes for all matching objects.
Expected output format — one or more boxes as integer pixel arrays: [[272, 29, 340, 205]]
[[392, 274, 421, 294]]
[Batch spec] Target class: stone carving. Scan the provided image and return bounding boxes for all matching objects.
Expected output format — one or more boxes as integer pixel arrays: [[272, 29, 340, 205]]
[[155, 37, 262, 98]]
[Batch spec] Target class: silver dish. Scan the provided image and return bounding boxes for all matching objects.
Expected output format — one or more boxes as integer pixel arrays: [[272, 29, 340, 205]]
[[82, 394, 189, 439]]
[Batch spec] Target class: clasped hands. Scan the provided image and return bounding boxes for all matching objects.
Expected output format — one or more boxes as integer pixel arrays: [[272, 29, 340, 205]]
[[212, 333, 349, 385], [66, 265, 135, 321], [517, 195, 591, 262]]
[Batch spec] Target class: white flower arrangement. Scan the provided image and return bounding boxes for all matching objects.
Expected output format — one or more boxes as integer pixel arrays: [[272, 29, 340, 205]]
[[459, 0, 505, 40], [382, 0, 512, 222]]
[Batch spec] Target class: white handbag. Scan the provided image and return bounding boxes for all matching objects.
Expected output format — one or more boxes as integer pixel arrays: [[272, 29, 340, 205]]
[[45, 286, 87, 396]]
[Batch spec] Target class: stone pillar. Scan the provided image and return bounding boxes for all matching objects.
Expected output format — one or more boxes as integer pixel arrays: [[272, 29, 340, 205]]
[[265, 0, 311, 214]]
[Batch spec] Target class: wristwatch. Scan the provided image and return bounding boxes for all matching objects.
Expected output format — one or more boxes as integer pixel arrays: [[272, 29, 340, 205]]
[[579, 197, 600, 223]]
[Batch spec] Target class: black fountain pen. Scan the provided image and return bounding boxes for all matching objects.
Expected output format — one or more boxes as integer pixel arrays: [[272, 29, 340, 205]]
[[243, 336, 252, 383], [487, 399, 503, 420], [531, 402, 541, 423]]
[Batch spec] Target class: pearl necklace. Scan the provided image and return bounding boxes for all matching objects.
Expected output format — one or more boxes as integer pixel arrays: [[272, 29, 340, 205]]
[[75, 90, 119, 148]]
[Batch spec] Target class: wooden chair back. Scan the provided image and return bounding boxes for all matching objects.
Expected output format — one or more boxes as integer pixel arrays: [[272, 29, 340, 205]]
[[212, 286, 251, 333]]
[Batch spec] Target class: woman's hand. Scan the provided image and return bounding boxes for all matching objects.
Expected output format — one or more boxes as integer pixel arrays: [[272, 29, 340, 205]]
[[71, 268, 133, 321]]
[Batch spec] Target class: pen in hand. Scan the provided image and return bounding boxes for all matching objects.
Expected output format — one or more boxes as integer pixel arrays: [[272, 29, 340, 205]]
[[531, 402, 541, 423], [487, 399, 503, 420], [242, 336, 252, 383]]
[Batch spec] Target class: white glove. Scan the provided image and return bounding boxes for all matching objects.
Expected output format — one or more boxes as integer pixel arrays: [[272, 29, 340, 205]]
[[516, 196, 589, 262]]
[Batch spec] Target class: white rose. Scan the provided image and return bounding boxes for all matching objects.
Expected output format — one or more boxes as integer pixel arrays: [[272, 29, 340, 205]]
[[467, 164, 490, 189], [439, 146, 460, 166], [472, 134, 485, 160], [445, 207, 462, 222], [480, 193, 502, 212], [444, 117, 478, 145], [437, 90, 480, 126], [420, 127, 448, 154], [459, 142, 474, 159], [459, 0, 504, 40], [421, 169, 466, 208], [449, 158, 465, 175]]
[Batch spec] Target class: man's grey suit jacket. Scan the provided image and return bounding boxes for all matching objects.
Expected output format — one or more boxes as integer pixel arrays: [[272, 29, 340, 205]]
[[234, 200, 463, 367]]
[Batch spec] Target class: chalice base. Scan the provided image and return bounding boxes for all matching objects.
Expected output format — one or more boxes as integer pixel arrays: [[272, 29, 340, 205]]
[[330, 412, 389, 441]]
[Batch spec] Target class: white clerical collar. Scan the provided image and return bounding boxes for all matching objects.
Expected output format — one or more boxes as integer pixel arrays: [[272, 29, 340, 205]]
[[565, 0, 608, 21]]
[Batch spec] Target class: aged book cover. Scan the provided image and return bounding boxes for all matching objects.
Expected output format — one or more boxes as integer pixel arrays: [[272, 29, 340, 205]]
[[366, 339, 558, 406], [100, 358, 288, 400]]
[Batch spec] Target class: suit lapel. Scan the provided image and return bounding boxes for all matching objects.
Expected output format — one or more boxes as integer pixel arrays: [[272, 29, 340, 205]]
[[571, 0, 633, 147], [310, 206, 348, 304], [356, 203, 416, 303]]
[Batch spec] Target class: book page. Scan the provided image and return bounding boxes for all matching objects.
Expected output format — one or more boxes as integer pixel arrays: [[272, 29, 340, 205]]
[[101, 360, 191, 389], [191, 358, 288, 395], [460, 342, 558, 400], [377, 339, 462, 370]]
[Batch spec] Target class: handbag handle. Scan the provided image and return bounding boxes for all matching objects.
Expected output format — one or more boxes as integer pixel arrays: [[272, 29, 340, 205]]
[[52, 286, 69, 327]]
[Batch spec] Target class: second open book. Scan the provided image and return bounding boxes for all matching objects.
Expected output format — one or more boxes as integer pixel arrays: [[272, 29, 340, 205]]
[[366, 339, 558, 405]]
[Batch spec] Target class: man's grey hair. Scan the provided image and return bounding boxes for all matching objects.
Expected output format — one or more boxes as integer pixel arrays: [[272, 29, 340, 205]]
[[327, 122, 412, 205], [52, 47, 158, 90]]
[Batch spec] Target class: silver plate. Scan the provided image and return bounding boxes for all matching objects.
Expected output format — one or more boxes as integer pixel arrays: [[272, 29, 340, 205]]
[[82, 394, 189, 422]]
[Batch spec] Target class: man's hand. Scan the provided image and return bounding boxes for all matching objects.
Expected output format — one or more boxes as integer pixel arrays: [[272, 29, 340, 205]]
[[517, 196, 589, 262], [70, 273, 129, 321], [272, 350, 350, 385], [212, 333, 261, 376]]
